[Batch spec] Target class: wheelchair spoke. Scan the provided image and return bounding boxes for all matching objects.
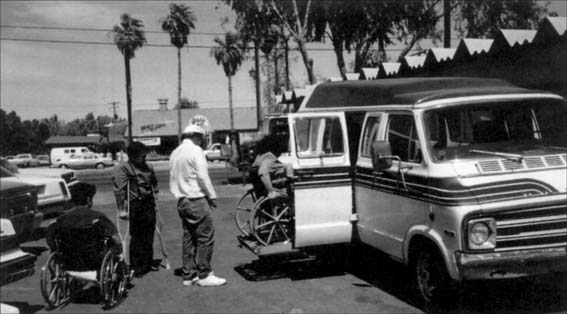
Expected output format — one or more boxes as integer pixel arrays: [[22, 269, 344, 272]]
[[266, 225, 276, 244], [256, 220, 275, 229], [277, 224, 291, 241], [258, 208, 276, 220]]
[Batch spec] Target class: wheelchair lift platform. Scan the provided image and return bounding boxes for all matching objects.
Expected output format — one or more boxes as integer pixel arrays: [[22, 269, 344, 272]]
[[237, 236, 299, 256]]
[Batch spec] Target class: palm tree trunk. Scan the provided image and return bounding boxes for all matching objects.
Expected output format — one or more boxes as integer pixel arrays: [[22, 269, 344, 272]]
[[228, 75, 234, 133], [254, 40, 262, 129], [124, 54, 133, 144], [177, 48, 182, 144]]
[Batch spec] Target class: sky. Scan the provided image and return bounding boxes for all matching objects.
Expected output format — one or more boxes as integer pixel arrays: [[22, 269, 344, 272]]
[[1, 0, 566, 122]]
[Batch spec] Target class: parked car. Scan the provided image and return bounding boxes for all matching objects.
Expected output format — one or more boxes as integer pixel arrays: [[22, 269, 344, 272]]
[[1, 159, 71, 221], [0, 174, 41, 242], [204, 143, 229, 162], [11, 154, 39, 168], [5, 156, 15, 160], [0, 218, 37, 287], [52, 153, 114, 169], [37, 155, 50, 166]]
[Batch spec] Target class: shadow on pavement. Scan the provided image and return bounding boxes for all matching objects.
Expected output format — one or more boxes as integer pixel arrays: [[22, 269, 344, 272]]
[[233, 244, 567, 314]]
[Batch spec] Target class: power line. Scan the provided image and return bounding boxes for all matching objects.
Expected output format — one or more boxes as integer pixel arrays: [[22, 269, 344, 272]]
[[1, 24, 224, 36], [0, 37, 413, 51], [1, 24, 466, 40]]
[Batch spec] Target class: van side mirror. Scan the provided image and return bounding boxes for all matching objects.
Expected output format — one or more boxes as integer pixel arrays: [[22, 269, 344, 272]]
[[220, 144, 232, 157], [371, 141, 393, 171]]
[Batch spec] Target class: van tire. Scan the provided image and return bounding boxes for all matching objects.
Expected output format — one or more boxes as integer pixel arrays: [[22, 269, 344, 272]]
[[96, 163, 105, 169], [411, 243, 458, 310], [59, 164, 68, 169]]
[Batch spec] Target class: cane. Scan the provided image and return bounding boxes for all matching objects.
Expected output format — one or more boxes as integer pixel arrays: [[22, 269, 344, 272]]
[[152, 186, 171, 270], [116, 182, 130, 266]]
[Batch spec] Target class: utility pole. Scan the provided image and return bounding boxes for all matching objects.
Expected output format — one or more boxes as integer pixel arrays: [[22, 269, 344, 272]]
[[444, 0, 451, 48], [108, 101, 119, 120]]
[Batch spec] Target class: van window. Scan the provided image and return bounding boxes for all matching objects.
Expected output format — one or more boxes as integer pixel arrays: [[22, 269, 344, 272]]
[[294, 116, 344, 158], [361, 116, 381, 157], [387, 114, 420, 163], [424, 99, 567, 161], [269, 118, 290, 153]]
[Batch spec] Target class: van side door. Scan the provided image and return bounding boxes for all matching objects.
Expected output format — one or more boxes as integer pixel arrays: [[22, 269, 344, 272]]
[[287, 112, 353, 247], [355, 112, 428, 259]]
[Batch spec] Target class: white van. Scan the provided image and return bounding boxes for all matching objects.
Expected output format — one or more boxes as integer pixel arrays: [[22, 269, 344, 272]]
[[50, 147, 94, 163], [239, 77, 567, 307]]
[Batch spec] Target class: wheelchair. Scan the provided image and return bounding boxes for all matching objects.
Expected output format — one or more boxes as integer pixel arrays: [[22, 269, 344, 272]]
[[234, 167, 294, 246], [40, 223, 129, 309]]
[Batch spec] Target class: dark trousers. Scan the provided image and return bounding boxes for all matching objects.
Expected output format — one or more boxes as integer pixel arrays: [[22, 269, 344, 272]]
[[177, 197, 215, 279], [130, 198, 156, 272]]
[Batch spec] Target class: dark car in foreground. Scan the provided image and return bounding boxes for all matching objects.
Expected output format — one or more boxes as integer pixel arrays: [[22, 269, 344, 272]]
[[0, 218, 37, 286], [0, 176, 41, 242]]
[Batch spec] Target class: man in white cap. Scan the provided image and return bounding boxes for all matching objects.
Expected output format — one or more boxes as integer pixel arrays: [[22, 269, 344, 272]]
[[169, 124, 227, 287]]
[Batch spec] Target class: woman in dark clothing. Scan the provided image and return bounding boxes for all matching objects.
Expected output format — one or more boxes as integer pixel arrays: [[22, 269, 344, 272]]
[[112, 142, 158, 277]]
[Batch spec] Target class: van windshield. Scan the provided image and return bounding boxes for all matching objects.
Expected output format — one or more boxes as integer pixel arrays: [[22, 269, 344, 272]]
[[424, 99, 567, 162]]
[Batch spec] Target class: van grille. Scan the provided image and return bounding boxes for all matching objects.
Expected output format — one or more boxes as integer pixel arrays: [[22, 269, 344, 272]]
[[477, 154, 566, 173], [493, 204, 567, 252]]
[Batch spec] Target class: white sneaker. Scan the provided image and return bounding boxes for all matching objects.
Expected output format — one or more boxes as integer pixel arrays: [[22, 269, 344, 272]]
[[196, 272, 227, 287], [182, 276, 199, 286]]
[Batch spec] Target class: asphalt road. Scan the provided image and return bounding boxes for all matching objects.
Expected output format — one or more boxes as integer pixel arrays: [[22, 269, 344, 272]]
[[2, 163, 566, 313]]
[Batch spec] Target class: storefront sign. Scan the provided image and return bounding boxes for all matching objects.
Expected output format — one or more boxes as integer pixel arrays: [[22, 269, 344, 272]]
[[134, 137, 161, 146]]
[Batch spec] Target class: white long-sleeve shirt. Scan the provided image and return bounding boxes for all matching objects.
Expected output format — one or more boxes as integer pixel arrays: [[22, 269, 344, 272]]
[[169, 139, 217, 200]]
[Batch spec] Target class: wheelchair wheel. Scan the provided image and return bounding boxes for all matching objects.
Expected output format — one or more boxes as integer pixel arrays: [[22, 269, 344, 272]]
[[100, 250, 127, 308], [41, 252, 70, 308], [234, 189, 257, 236], [251, 196, 294, 246]]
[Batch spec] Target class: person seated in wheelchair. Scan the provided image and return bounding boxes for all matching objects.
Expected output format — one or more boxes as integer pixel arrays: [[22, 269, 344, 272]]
[[250, 134, 290, 200], [46, 182, 123, 272]]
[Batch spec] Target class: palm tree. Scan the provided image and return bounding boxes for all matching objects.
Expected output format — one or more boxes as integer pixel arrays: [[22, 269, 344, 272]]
[[160, 3, 196, 144], [210, 32, 245, 137], [112, 13, 146, 144]]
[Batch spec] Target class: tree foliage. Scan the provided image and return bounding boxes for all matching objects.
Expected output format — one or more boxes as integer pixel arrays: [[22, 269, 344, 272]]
[[0, 109, 123, 155], [224, 0, 323, 84], [112, 13, 146, 60], [175, 97, 200, 109], [161, 3, 197, 49], [454, 0, 547, 38]]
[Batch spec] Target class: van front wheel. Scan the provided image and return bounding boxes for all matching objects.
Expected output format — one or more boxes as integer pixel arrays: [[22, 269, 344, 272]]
[[96, 163, 105, 169], [414, 248, 457, 309], [59, 164, 68, 169]]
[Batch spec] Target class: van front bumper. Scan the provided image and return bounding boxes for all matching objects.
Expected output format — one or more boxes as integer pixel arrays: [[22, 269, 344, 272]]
[[456, 247, 567, 280]]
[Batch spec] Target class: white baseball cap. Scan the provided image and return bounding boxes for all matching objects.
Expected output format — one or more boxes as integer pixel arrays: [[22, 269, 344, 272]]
[[183, 124, 205, 135]]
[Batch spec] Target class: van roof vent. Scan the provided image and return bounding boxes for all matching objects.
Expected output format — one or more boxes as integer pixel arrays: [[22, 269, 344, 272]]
[[544, 155, 564, 167], [502, 160, 524, 171], [478, 160, 502, 172]]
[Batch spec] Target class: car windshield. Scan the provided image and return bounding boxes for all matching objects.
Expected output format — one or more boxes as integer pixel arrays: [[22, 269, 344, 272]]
[[0, 159, 20, 174], [424, 98, 567, 162]]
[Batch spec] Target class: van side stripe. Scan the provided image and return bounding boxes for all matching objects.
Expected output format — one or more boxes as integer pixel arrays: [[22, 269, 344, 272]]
[[354, 167, 557, 206]]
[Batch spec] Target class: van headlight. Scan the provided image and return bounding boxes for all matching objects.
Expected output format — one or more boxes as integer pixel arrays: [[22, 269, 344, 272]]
[[467, 218, 496, 250]]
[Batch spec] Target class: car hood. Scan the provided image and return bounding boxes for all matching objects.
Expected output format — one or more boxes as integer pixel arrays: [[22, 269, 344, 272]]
[[19, 168, 75, 178], [0, 177, 38, 194], [11, 174, 65, 186]]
